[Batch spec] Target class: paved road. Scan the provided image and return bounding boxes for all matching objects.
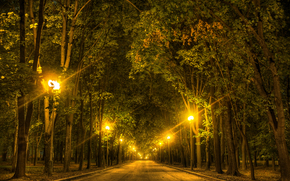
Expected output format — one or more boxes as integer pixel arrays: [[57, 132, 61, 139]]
[[77, 160, 208, 181]]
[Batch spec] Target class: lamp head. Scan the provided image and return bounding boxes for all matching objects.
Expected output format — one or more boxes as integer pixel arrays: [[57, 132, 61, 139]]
[[188, 115, 194, 121], [48, 80, 60, 90]]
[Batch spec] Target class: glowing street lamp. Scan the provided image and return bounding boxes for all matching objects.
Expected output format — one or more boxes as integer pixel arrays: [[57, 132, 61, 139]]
[[48, 80, 60, 92], [188, 115, 194, 170], [42, 79, 60, 175], [105, 126, 110, 167], [188, 116, 194, 121]]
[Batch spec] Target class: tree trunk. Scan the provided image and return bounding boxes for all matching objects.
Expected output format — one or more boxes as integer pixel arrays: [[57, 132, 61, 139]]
[[64, 0, 79, 69], [190, 123, 194, 170], [44, 95, 57, 175], [87, 92, 93, 169], [14, 0, 34, 176], [254, 147, 257, 167], [60, 141, 63, 163], [14, 1, 26, 178], [179, 126, 186, 167], [95, 134, 98, 166], [63, 112, 73, 172], [117, 142, 120, 165], [34, 134, 38, 166], [196, 135, 201, 168], [2, 145, 7, 162], [213, 110, 223, 173], [195, 108, 202, 168], [78, 94, 85, 170], [78, 86, 85, 170], [205, 108, 211, 170], [250, 54, 290, 181], [265, 159, 269, 167], [185, 128, 190, 167], [44, 132, 52, 175], [220, 114, 225, 169], [98, 129, 103, 167], [110, 135, 115, 166], [32, 0, 44, 72], [272, 155, 276, 171], [97, 99, 105, 167], [75, 128, 78, 164], [12, 106, 18, 172], [236, 146, 240, 168], [242, 124, 247, 170], [225, 100, 240, 176], [34, 99, 42, 166], [210, 91, 223, 173], [14, 96, 28, 178], [60, 0, 69, 67]]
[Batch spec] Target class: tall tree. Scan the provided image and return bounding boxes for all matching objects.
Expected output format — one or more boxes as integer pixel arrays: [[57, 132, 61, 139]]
[[14, 0, 35, 177]]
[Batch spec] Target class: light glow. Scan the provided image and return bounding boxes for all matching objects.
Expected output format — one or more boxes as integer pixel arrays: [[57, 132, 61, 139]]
[[105, 126, 110, 130], [188, 116, 194, 121], [48, 80, 60, 90]]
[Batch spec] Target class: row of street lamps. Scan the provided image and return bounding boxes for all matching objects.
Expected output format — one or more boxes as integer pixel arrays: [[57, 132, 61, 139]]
[[44, 79, 128, 168], [157, 115, 195, 167], [44, 79, 195, 168], [105, 125, 124, 167]]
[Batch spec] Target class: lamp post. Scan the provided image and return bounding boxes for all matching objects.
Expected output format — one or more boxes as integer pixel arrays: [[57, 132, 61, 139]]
[[188, 115, 194, 170], [167, 136, 171, 164], [43, 80, 60, 175], [105, 126, 110, 167], [159, 142, 162, 163]]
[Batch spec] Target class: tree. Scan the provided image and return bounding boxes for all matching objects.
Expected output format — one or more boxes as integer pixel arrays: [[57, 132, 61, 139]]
[[14, 0, 34, 177]]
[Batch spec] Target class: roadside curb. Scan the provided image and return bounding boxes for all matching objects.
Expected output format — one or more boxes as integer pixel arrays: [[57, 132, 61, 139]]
[[54, 162, 131, 181], [160, 163, 226, 181]]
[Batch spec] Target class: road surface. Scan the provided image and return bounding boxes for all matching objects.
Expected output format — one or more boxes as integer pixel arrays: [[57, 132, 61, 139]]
[[77, 160, 208, 181]]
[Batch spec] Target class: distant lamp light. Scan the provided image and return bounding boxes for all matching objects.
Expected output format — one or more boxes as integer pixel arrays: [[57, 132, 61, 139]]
[[37, 66, 42, 74], [167, 136, 170, 140], [105, 126, 110, 130]]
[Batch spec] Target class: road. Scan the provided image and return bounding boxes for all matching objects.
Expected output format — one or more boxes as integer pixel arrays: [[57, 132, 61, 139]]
[[76, 160, 208, 181]]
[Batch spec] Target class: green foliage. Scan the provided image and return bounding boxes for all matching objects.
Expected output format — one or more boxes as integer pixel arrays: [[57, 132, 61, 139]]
[[1, 0, 290, 169]]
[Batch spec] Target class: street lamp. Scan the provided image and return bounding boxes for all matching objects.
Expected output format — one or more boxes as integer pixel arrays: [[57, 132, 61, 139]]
[[105, 126, 110, 167], [43, 79, 60, 175], [188, 115, 194, 170], [48, 80, 60, 92], [167, 136, 171, 164]]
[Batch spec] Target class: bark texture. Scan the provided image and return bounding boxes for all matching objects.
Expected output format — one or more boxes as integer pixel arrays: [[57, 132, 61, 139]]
[[225, 101, 240, 176]]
